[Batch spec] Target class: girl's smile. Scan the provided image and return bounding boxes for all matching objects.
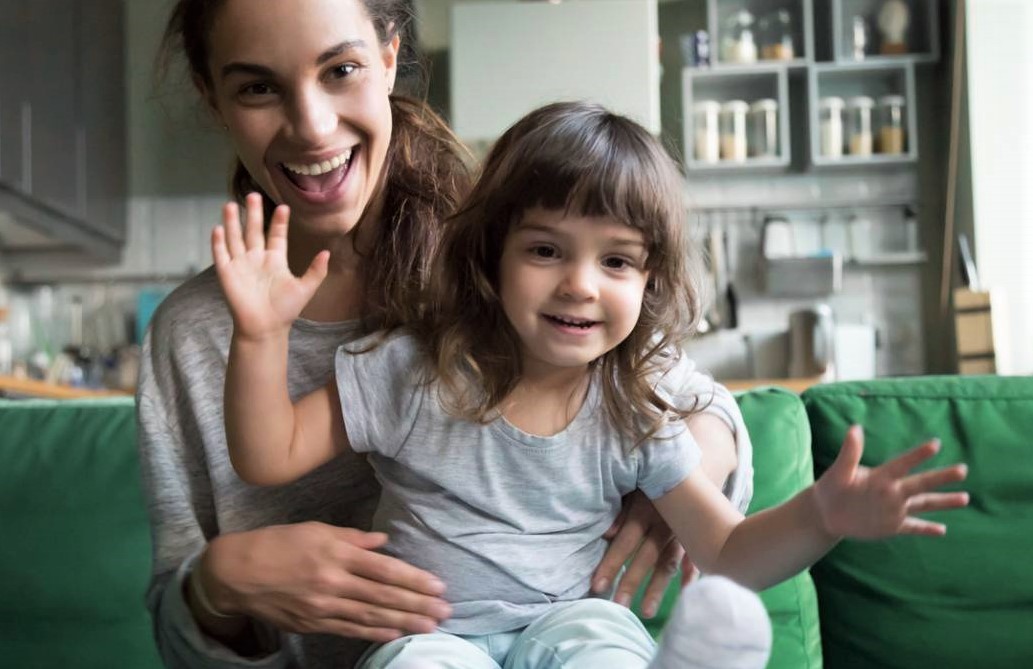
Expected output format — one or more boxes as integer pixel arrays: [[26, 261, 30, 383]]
[[499, 207, 650, 376]]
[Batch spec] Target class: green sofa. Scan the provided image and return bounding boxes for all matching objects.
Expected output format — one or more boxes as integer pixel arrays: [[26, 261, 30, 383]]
[[2, 376, 1031, 668]]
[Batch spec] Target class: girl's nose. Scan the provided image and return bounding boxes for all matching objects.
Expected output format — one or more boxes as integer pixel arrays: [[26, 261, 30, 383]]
[[286, 87, 337, 145], [558, 263, 599, 301]]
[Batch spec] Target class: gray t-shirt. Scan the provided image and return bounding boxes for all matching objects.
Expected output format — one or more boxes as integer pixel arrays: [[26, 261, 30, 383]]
[[137, 268, 754, 669], [336, 333, 702, 635]]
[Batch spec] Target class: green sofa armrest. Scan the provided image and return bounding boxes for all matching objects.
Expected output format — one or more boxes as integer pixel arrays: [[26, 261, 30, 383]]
[[0, 397, 162, 668], [804, 376, 1033, 669], [634, 386, 822, 669]]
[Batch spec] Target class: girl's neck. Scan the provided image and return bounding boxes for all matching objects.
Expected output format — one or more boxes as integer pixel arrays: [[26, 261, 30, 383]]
[[502, 364, 592, 437]]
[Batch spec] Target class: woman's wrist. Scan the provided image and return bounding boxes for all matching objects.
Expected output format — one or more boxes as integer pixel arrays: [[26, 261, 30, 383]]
[[184, 543, 251, 640]]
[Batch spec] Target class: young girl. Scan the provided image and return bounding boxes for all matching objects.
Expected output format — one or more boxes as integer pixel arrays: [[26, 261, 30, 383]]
[[213, 101, 968, 669]]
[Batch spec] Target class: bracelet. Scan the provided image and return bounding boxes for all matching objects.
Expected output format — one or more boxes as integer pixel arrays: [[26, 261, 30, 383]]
[[188, 567, 241, 620]]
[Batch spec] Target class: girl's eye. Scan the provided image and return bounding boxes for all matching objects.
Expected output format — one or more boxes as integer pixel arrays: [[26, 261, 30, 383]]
[[602, 256, 632, 270], [327, 63, 358, 81], [530, 245, 558, 259]]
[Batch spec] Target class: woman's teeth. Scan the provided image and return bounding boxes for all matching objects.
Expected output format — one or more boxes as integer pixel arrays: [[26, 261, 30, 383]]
[[283, 149, 353, 176]]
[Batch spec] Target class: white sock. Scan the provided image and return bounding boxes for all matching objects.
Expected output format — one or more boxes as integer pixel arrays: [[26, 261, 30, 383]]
[[648, 576, 772, 669]]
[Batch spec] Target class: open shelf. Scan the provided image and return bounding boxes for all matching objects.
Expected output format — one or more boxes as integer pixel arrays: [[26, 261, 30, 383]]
[[831, 0, 940, 64], [709, 0, 815, 68], [683, 66, 791, 173], [808, 61, 917, 167]]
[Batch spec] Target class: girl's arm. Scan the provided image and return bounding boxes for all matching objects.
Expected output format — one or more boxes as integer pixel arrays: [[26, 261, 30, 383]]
[[214, 194, 344, 486], [653, 426, 969, 591]]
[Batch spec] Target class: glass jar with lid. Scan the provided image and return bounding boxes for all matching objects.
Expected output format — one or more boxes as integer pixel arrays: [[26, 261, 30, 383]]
[[722, 9, 757, 64], [748, 98, 779, 159], [693, 100, 721, 163], [759, 9, 795, 61], [819, 97, 845, 158], [846, 96, 875, 156], [877, 95, 907, 154], [719, 100, 749, 162]]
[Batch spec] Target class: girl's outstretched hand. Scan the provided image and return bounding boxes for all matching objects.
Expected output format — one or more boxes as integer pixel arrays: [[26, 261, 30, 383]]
[[813, 425, 969, 539], [211, 192, 329, 341]]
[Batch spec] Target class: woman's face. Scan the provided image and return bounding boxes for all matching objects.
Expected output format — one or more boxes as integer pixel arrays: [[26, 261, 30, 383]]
[[204, 0, 397, 237]]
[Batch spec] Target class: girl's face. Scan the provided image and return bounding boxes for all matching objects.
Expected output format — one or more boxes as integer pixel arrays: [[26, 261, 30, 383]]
[[498, 207, 651, 376], [204, 0, 397, 237]]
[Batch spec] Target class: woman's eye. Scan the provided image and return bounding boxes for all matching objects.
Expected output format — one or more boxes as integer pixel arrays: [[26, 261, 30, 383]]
[[328, 63, 358, 80], [239, 82, 274, 98]]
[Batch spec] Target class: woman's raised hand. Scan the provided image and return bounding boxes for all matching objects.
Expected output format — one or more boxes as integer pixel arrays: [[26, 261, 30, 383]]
[[813, 426, 970, 539], [212, 192, 329, 341]]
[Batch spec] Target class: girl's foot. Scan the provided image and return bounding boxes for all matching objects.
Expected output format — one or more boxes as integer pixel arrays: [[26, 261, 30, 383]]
[[648, 576, 772, 669]]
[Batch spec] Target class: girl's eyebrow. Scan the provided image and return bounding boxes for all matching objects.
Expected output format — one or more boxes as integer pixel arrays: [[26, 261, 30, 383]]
[[515, 222, 645, 248], [220, 39, 368, 80]]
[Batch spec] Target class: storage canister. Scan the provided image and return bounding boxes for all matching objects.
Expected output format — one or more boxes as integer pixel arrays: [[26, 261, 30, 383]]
[[878, 94, 907, 154], [760, 9, 795, 61], [693, 100, 721, 163], [749, 98, 779, 158], [819, 97, 845, 158], [846, 96, 875, 156], [722, 10, 757, 64], [719, 100, 749, 162]]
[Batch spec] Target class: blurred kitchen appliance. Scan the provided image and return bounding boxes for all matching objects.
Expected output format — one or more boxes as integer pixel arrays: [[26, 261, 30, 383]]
[[788, 304, 835, 379]]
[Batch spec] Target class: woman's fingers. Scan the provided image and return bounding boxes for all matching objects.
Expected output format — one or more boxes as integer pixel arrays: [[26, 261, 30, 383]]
[[223, 202, 246, 258], [328, 575, 451, 623], [636, 538, 683, 617], [343, 545, 447, 598], [592, 495, 649, 594], [244, 192, 266, 250], [266, 204, 290, 254], [302, 618, 404, 644]]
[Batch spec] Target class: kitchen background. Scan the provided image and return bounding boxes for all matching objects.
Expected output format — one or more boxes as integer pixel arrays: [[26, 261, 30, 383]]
[[0, 0, 1029, 396]]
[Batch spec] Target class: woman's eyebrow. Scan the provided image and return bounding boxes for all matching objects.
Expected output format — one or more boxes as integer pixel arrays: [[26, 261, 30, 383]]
[[220, 40, 368, 80]]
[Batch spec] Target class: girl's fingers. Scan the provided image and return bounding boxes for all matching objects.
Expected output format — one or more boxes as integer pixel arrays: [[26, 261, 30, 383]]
[[905, 491, 970, 514], [266, 205, 290, 253], [223, 202, 246, 258], [898, 517, 947, 536], [244, 192, 266, 250], [899, 464, 968, 497], [882, 439, 941, 478], [828, 425, 864, 485]]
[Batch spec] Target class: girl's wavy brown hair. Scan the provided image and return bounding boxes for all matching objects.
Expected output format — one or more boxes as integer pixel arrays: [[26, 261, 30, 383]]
[[158, 0, 471, 330], [419, 101, 709, 443]]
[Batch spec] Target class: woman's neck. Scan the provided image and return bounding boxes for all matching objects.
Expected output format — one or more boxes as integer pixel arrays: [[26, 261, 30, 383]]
[[287, 227, 367, 323]]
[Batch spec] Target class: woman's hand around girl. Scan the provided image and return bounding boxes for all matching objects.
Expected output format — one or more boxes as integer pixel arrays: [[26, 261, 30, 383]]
[[813, 426, 969, 539], [195, 522, 451, 643], [212, 192, 330, 342]]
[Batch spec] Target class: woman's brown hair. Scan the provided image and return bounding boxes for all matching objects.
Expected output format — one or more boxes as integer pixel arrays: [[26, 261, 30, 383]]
[[421, 101, 709, 444], [157, 0, 471, 330]]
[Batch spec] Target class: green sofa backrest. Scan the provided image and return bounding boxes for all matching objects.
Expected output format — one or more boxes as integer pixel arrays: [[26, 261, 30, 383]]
[[0, 397, 162, 669], [803, 376, 1033, 669]]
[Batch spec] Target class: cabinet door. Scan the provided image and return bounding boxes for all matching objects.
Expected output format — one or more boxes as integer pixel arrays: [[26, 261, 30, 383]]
[[0, 0, 30, 190], [78, 0, 127, 241], [26, 0, 81, 216]]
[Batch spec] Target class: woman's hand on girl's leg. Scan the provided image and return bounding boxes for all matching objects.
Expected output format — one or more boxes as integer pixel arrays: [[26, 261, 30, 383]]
[[196, 522, 452, 643]]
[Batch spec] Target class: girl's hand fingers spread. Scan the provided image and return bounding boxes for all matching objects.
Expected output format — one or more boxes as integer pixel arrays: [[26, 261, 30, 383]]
[[244, 192, 266, 250], [211, 226, 230, 269], [899, 463, 968, 497], [905, 491, 970, 514], [882, 439, 941, 478], [301, 250, 331, 292], [828, 425, 864, 484], [899, 517, 947, 536], [223, 202, 246, 258]]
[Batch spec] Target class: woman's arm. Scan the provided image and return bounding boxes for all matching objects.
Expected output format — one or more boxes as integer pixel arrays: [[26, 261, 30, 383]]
[[214, 195, 346, 486], [654, 426, 969, 591]]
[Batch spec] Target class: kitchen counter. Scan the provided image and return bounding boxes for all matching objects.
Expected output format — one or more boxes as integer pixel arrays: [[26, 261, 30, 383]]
[[0, 375, 132, 400]]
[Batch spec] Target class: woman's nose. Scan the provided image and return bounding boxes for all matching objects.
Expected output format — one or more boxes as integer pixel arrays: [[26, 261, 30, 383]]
[[558, 263, 599, 301], [286, 88, 337, 145]]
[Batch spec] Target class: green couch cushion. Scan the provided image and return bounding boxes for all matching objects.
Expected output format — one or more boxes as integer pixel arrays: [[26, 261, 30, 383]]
[[0, 397, 162, 669], [634, 387, 823, 669], [803, 376, 1033, 669]]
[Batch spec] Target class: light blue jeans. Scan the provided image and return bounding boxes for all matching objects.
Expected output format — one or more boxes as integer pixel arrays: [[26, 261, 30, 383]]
[[357, 599, 657, 669]]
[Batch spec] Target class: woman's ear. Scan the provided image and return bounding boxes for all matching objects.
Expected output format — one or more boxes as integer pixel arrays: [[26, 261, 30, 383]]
[[193, 74, 226, 128], [382, 33, 400, 93]]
